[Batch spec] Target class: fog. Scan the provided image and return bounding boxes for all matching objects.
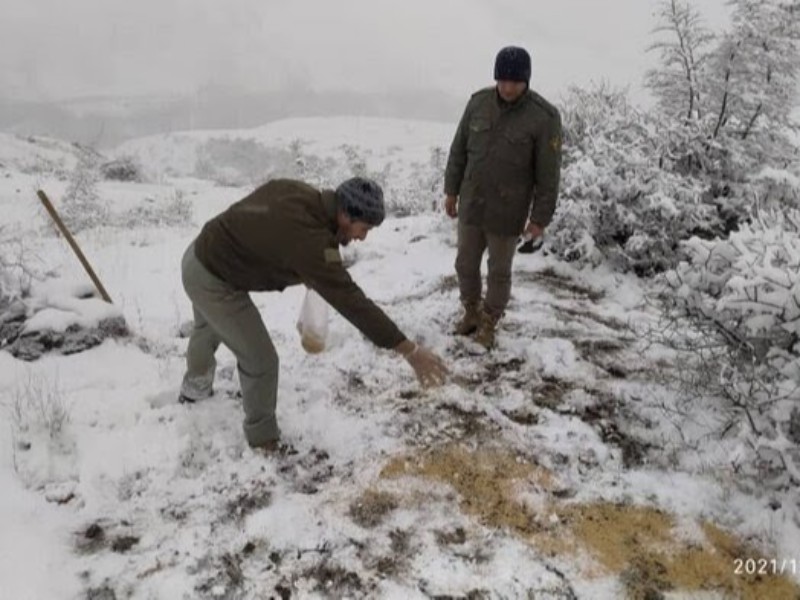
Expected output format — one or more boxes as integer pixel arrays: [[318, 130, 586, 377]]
[[1, 0, 731, 143]]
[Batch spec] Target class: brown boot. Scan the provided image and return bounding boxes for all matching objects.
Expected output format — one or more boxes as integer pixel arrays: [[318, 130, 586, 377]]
[[474, 310, 500, 349], [454, 301, 482, 336]]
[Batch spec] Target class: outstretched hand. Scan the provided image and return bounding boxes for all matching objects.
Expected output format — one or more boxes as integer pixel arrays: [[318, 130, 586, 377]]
[[405, 344, 449, 388]]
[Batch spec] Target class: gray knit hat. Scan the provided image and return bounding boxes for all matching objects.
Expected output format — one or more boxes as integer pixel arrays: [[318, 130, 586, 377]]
[[336, 177, 385, 226]]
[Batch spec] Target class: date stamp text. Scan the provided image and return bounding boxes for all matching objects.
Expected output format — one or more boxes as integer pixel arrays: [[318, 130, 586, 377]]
[[734, 558, 798, 576]]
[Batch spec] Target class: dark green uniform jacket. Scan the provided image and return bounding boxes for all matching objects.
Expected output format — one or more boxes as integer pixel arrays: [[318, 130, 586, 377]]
[[194, 179, 406, 349], [444, 87, 562, 236]]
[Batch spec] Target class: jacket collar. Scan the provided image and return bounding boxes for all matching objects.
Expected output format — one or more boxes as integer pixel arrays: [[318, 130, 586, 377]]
[[495, 87, 530, 112], [321, 189, 339, 233]]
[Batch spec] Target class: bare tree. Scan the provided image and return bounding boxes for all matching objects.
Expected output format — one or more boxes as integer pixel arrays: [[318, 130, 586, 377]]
[[646, 0, 715, 122], [709, 0, 800, 142]]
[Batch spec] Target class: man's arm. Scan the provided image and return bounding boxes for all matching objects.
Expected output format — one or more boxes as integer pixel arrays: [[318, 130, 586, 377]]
[[287, 235, 448, 386], [529, 111, 563, 228], [288, 236, 405, 349]]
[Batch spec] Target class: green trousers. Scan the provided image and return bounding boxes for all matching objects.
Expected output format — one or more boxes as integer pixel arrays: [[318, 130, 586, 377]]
[[455, 221, 518, 315], [180, 242, 280, 446]]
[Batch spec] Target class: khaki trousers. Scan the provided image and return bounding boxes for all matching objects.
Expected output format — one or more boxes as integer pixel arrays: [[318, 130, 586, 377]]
[[180, 242, 280, 446], [455, 221, 518, 315]]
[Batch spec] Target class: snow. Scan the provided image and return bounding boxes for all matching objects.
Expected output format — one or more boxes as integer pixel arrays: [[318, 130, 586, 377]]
[[114, 116, 455, 184], [1, 117, 799, 599]]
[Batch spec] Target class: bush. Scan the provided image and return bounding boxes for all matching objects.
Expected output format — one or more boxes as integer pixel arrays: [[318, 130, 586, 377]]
[[58, 146, 108, 234], [101, 155, 144, 182], [113, 189, 193, 228], [194, 138, 299, 186], [546, 84, 717, 275], [654, 211, 800, 485]]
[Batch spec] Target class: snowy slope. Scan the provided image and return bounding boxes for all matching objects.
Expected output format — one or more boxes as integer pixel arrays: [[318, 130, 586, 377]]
[[115, 117, 453, 171], [1, 119, 799, 600], [0, 132, 81, 175]]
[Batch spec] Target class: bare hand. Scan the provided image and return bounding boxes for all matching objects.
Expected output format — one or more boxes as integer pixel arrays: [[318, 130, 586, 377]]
[[405, 344, 449, 388], [445, 195, 458, 219], [524, 221, 544, 239]]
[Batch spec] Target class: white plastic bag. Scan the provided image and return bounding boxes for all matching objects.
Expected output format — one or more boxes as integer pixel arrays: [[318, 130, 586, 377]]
[[296, 287, 329, 354]]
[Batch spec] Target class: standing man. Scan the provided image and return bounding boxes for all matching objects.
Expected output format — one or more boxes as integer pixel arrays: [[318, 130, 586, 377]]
[[180, 177, 449, 451], [444, 46, 562, 349]]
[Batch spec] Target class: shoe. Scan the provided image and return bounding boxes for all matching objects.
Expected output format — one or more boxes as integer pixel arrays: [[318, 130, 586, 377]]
[[454, 301, 482, 336], [178, 388, 218, 404], [253, 439, 280, 454], [178, 393, 197, 405], [252, 440, 296, 457], [474, 309, 500, 350]]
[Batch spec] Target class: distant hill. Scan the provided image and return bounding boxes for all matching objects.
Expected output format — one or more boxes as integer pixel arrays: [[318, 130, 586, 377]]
[[0, 88, 463, 148]]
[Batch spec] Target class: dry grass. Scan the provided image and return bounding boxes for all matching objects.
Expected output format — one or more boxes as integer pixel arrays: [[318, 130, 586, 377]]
[[381, 444, 553, 535], [380, 444, 800, 599]]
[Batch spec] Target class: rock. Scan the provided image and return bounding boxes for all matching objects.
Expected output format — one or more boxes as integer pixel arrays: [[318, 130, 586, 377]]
[[98, 316, 129, 338], [61, 330, 104, 355], [0, 319, 24, 346], [6, 315, 129, 361], [8, 335, 46, 361], [110, 535, 139, 553]]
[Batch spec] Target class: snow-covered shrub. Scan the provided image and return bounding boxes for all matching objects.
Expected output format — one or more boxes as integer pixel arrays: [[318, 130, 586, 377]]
[[0, 227, 39, 299], [751, 167, 800, 212], [656, 210, 800, 483], [9, 371, 70, 441], [547, 84, 715, 275], [285, 139, 338, 189], [642, 0, 800, 239], [58, 146, 108, 233], [194, 138, 298, 186], [113, 189, 193, 228], [101, 155, 144, 182], [385, 146, 447, 216]]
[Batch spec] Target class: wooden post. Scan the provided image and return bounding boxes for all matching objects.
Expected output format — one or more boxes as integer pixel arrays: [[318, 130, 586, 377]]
[[36, 189, 113, 304]]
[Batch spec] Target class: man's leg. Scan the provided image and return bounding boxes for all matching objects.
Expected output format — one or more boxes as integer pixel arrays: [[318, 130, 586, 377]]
[[484, 232, 518, 315], [180, 305, 220, 401], [454, 221, 487, 334], [206, 297, 281, 447], [181, 243, 280, 446], [476, 232, 518, 348]]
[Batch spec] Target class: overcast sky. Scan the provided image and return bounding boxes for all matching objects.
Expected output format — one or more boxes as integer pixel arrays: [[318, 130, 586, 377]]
[[2, 0, 731, 105]]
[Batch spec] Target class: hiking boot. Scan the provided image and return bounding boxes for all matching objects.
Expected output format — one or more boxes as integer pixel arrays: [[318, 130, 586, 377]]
[[252, 440, 296, 457], [454, 301, 482, 336], [253, 439, 280, 455], [474, 310, 501, 350], [178, 388, 217, 404]]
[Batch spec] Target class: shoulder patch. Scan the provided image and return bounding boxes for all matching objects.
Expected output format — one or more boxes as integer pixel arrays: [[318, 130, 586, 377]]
[[324, 247, 342, 263], [549, 135, 562, 153]]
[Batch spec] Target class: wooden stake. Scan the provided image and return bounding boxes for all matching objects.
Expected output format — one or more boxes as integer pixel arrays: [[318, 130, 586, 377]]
[[36, 189, 113, 303]]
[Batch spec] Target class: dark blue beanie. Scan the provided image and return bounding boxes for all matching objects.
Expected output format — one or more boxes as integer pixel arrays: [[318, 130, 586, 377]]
[[494, 46, 531, 83], [336, 177, 385, 226]]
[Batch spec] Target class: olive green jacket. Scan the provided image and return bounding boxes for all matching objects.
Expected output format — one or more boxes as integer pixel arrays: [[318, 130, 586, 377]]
[[194, 179, 406, 349], [444, 87, 562, 236]]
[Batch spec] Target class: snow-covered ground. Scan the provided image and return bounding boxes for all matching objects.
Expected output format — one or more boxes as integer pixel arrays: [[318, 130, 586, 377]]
[[1, 120, 799, 599]]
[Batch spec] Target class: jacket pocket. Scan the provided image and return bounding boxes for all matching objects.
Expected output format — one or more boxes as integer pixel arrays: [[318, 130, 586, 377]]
[[498, 130, 533, 166], [467, 119, 491, 153]]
